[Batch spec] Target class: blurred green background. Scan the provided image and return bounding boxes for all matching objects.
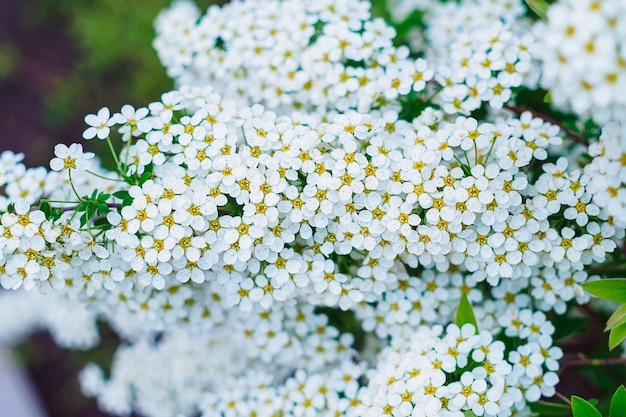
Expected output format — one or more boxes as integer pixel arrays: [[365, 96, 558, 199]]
[[0, 1, 217, 416], [0, 0, 215, 168]]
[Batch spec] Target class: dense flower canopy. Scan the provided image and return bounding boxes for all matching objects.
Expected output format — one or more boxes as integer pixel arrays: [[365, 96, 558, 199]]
[[1, 0, 626, 416]]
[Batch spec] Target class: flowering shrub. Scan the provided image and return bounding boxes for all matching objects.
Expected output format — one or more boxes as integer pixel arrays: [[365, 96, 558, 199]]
[[1, 0, 626, 416]]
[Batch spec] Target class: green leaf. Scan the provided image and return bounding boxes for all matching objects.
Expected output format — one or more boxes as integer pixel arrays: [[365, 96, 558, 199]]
[[543, 90, 552, 103], [525, 0, 549, 20], [97, 193, 111, 202], [609, 322, 626, 350], [50, 208, 63, 221], [607, 303, 626, 331], [79, 212, 89, 227], [139, 171, 152, 185], [610, 386, 626, 417], [39, 201, 51, 218], [96, 203, 111, 216], [455, 293, 477, 330], [583, 279, 626, 303], [93, 217, 110, 228], [113, 190, 129, 200], [571, 396, 602, 417]]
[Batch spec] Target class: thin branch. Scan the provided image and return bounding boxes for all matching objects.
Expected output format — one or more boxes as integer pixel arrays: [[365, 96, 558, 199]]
[[31, 203, 121, 213], [425, 78, 588, 146], [504, 103, 587, 146], [560, 355, 626, 369], [554, 391, 572, 406]]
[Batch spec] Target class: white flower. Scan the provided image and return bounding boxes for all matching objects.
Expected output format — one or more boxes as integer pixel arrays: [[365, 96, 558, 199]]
[[83, 107, 115, 140], [50, 143, 94, 172]]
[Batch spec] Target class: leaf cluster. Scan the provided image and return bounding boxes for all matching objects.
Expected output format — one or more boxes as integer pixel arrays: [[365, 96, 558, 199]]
[[583, 280, 626, 350]]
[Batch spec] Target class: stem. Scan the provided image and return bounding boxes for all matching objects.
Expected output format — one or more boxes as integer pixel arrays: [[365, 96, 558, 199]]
[[41, 199, 82, 204], [86, 170, 126, 183], [68, 170, 83, 202], [554, 392, 572, 406], [122, 136, 133, 172], [504, 104, 587, 146], [33, 202, 121, 213], [474, 142, 478, 166], [483, 138, 497, 166], [463, 150, 471, 167], [106, 137, 121, 169], [560, 355, 626, 369], [453, 155, 467, 169]]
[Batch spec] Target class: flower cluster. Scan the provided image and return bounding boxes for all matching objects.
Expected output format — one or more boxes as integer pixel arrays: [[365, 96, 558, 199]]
[[0, 83, 619, 415], [422, 0, 538, 114], [79, 301, 365, 417], [358, 323, 561, 417], [533, 0, 626, 123], [154, 0, 432, 118], [0, 0, 625, 416]]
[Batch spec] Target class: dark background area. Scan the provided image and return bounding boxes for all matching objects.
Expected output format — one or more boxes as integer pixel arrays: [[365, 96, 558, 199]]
[[0, 0, 218, 167], [0, 1, 212, 416]]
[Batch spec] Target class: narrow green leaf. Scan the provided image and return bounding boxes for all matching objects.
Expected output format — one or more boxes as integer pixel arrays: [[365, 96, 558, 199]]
[[571, 396, 602, 417], [583, 279, 626, 303], [93, 217, 110, 228], [39, 201, 51, 218], [139, 171, 151, 185], [455, 293, 477, 330], [610, 386, 626, 417], [113, 190, 130, 200], [90, 204, 97, 218], [98, 193, 111, 202], [50, 208, 63, 221], [607, 303, 626, 330], [543, 90, 552, 103], [525, 0, 549, 20], [97, 203, 111, 215], [609, 322, 626, 350]]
